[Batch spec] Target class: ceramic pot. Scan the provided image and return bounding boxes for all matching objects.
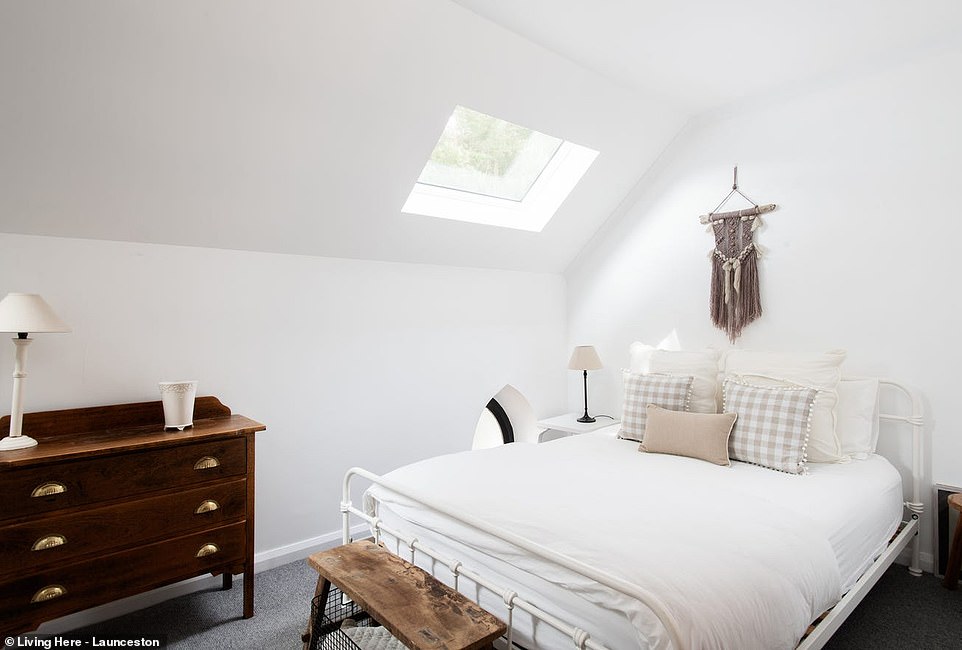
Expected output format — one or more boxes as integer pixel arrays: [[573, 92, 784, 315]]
[[159, 380, 198, 430]]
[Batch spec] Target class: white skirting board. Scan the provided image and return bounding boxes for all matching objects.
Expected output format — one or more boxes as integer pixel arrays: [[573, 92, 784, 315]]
[[34, 523, 370, 635]]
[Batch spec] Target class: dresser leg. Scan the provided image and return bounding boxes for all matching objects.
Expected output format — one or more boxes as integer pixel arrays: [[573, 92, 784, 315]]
[[222, 573, 233, 590], [244, 568, 254, 618]]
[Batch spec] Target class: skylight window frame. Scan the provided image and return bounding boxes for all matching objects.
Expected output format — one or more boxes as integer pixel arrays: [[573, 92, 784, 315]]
[[402, 138, 598, 233]]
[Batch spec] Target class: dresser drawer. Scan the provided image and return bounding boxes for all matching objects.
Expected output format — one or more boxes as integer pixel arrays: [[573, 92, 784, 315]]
[[0, 478, 247, 577], [0, 522, 247, 630], [1, 438, 246, 521]]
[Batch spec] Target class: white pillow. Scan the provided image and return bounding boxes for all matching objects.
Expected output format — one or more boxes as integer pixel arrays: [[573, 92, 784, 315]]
[[836, 377, 880, 459], [722, 349, 846, 463], [628, 334, 683, 373], [649, 349, 721, 413], [628, 341, 658, 373]]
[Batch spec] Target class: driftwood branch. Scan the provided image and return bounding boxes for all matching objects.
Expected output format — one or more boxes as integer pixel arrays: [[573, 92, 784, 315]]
[[699, 203, 777, 223]]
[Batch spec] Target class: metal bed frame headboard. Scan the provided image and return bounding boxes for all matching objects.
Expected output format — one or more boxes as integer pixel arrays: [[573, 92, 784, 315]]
[[339, 379, 924, 650], [877, 379, 924, 573]]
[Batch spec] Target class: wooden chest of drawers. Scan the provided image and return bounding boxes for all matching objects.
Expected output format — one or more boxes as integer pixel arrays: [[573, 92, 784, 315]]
[[0, 396, 266, 636]]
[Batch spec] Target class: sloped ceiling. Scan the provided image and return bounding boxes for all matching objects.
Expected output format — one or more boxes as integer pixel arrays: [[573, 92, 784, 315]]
[[6, 2, 956, 274], [0, 0, 685, 273], [450, 0, 962, 114]]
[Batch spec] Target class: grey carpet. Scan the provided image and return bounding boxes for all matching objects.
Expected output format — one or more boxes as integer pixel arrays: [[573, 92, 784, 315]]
[[53, 561, 962, 648], [823, 567, 962, 649], [62, 562, 315, 649]]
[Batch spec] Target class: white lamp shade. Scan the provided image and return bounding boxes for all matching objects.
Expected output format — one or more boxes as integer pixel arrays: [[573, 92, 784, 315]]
[[0, 293, 70, 334], [568, 345, 602, 371]]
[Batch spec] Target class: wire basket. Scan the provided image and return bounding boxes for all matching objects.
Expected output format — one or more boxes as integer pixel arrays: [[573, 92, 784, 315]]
[[309, 585, 380, 650]]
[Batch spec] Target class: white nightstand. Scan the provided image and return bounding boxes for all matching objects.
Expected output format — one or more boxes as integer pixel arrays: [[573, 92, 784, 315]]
[[536, 413, 620, 442]]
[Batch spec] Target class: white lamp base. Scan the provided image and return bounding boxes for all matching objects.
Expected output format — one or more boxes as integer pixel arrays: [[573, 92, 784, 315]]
[[0, 434, 39, 451]]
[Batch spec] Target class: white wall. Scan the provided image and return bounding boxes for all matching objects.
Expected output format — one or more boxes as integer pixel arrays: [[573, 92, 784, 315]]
[[566, 44, 962, 568], [0, 233, 567, 554]]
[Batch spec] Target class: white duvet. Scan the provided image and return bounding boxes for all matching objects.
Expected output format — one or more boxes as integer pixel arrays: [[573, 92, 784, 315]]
[[365, 434, 902, 650]]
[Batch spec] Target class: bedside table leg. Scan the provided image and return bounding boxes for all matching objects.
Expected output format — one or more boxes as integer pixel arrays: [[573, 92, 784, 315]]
[[943, 515, 962, 590], [222, 573, 233, 590]]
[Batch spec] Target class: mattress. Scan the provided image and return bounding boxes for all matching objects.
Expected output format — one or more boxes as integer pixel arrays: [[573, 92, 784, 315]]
[[365, 434, 903, 650]]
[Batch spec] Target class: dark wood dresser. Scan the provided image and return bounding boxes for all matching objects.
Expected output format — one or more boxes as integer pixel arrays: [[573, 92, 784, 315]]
[[0, 396, 266, 636]]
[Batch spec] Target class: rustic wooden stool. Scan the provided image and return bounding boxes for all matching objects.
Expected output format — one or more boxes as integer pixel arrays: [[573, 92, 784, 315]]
[[944, 493, 962, 589], [303, 540, 506, 650]]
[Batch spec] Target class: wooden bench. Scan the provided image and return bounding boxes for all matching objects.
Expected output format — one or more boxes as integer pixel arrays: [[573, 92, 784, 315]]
[[303, 540, 506, 650]]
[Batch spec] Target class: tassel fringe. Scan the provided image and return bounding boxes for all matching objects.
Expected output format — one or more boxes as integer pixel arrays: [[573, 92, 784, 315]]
[[708, 219, 763, 342]]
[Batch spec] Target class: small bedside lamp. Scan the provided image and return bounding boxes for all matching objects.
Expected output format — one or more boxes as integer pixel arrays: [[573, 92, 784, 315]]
[[568, 345, 602, 423], [0, 293, 70, 451]]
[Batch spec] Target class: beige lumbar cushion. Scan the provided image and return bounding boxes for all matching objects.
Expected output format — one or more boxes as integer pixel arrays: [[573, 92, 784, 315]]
[[639, 405, 737, 466]]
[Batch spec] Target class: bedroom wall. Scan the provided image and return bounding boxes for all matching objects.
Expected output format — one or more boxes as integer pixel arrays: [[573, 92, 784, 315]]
[[0, 232, 567, 554], [566, 43, 962, 570]]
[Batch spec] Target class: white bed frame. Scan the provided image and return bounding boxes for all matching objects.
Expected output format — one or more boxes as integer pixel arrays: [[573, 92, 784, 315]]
[[339, 379, 924, 650]]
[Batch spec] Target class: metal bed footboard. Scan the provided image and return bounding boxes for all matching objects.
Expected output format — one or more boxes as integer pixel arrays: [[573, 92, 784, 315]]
[[340, 465, 677, 649], [339, 379, 924, 650]]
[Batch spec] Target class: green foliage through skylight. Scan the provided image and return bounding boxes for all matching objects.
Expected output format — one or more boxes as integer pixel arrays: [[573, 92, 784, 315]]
[[430, 106, 533, 177], [417, 106, 563, 202]]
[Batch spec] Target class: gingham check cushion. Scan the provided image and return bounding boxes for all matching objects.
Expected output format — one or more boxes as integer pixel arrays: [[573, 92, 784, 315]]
[[619, 373, 693, 442], [724, 378, 818, 474]]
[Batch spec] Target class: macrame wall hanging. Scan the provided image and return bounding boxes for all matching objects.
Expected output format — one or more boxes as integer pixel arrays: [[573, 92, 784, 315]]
[[699, 167, 777, 342]]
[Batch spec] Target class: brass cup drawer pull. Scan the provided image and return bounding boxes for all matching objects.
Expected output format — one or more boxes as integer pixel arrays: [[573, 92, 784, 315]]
[[196, 543, 220, 558], [195, 500, 220, 514], [31, 585, 67, 603], [194, 456, 220, 471], [32, 534, 68, 551], [31, 482, 67, 498]]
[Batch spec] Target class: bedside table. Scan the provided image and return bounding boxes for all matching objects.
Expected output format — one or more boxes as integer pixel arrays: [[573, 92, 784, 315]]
[[536, 414, 620, 442]]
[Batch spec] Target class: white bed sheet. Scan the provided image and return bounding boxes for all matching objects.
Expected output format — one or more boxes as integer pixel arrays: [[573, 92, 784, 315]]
[[365, 434, 903, 650]]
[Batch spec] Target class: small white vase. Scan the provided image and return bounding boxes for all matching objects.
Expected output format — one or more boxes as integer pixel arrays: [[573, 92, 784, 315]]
[[159, 381, 198, 430]]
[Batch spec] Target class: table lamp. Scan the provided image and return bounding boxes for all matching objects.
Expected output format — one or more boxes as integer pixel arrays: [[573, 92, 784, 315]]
[[0, 293, 70, 451], [568, 345, 602, 423]]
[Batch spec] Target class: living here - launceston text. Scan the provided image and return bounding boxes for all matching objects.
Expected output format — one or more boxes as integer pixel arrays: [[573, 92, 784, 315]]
[[5, 637, 162, 649]]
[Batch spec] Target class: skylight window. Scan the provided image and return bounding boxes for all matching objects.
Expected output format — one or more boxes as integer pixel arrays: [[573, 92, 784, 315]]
[[417, 107, 563, 201], [402, 106, 598, 232]]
